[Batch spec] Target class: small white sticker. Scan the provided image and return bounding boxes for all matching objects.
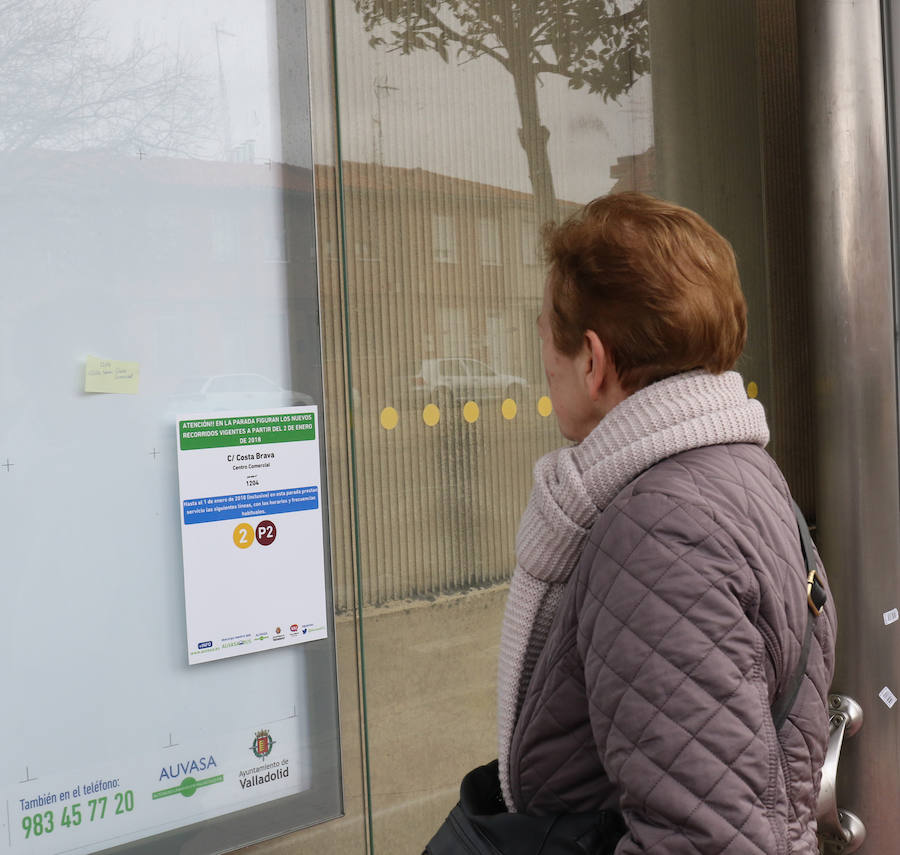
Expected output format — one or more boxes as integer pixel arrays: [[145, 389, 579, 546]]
[[879, 687, 898, 708], [885, 608, 899, 626]]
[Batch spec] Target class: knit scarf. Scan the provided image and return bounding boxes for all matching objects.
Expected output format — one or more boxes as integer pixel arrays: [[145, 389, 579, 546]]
[[496, 370, 771, 809]]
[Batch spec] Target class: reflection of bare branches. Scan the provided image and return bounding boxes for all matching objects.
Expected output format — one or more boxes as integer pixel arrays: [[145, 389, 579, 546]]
[[0, 0, 216, 156]]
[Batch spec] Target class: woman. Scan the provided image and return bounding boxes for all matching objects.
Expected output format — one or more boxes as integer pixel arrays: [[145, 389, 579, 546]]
[[497, 192, 836, 852]]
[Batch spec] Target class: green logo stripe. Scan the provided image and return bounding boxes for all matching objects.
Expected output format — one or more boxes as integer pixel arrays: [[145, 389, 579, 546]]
[[151, 774, 224, 800]]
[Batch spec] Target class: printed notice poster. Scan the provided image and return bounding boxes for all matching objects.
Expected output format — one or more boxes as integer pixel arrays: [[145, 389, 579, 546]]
[[176, 407, 328, 664]]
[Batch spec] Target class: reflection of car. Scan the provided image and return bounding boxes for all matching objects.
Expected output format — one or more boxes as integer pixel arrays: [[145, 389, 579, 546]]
[[411, 358, 528, 402], [171, 373, 314, 412]]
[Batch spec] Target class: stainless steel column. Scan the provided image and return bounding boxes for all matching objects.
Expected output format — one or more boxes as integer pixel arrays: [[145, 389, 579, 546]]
[[798, 0, 900, 849]]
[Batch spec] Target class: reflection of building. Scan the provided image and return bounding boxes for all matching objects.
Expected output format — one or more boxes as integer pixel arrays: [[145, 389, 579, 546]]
[[313, 161, 591, 606], [314, 161, 581, 407]]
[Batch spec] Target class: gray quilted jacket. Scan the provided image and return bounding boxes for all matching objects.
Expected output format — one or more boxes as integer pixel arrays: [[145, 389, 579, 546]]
[[508, 443, 837, 853]]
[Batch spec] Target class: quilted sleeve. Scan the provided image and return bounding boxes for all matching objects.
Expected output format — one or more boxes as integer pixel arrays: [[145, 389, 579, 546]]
[[577, 491, 782, 854]]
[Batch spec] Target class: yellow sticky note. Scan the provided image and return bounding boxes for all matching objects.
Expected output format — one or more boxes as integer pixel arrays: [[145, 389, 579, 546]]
[[84, 355, 140, 394]]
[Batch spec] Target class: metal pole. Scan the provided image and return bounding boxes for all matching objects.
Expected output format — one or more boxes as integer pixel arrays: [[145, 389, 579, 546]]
[[798, 0, 900, 849]]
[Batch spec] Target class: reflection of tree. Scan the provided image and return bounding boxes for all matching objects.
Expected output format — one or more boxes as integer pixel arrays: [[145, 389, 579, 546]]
[[354, 0, 649, 226], [0, 0, 215, 155]]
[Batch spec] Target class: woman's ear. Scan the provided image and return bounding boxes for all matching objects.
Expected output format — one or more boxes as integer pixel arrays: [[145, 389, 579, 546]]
[[583, 330, 610, 400], [583, 330, 629, 413]]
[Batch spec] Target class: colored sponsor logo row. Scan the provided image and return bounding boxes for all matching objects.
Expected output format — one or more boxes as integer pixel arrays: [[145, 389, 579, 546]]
[[197, 622, 320, 651]]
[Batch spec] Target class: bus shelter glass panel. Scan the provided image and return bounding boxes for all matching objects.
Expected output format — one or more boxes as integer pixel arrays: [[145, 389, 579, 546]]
[[0, 2, 347, 854], [325, 1, 772, 852]]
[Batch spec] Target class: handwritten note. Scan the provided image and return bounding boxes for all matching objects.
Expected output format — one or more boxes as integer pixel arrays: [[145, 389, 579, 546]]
[[84, 356, 140, 394]]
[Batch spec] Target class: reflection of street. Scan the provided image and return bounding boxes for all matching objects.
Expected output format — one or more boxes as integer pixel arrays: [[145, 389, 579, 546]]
[[407, 358, 528, 406], [348, 393, 560, 606]]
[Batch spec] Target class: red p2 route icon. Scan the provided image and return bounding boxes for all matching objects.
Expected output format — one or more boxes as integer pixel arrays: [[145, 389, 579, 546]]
[[255, 520, 277, 546]]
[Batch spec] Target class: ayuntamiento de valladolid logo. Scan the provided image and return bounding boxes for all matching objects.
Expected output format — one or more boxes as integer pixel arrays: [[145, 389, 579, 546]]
[[240, 729, 289, 790], [251, 730, 274, 759]]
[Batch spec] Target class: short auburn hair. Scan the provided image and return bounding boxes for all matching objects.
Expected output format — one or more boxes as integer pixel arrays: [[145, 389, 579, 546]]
[[543, 192, 747, 391]]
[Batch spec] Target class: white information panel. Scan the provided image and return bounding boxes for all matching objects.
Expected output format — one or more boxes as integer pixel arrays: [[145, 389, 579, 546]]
[[177, 407, 328, 664], [0, 1, 342, 853]]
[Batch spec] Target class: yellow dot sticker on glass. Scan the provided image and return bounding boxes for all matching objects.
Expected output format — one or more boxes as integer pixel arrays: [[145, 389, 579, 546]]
[[747, 381, 759, 399], [233, 523, 254, 549], [537, 395, 553, 417], [380, 406, 399, 430], [422, 403, 441, 426], [463, 401, 479, 423], [501, 398, 518, 420]]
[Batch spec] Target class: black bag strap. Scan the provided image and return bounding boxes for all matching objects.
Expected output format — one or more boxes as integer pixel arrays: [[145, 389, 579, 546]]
[[770, 500, 827, 731]]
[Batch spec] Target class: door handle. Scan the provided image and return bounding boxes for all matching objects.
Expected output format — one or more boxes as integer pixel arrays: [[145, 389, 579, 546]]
[[817, 693, 866, 853]]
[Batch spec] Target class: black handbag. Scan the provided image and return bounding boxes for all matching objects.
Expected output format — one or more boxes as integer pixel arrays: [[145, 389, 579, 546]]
[[424, 501, 826, 855], [423, 760, 626, 855]]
